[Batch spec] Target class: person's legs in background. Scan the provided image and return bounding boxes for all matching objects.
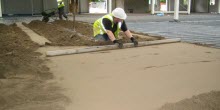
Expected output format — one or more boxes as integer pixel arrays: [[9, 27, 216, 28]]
[[94, 34, 110, 42], [58, 7, 63, 20], [59, 6, 68, 20], [63, 13, 68, 20]]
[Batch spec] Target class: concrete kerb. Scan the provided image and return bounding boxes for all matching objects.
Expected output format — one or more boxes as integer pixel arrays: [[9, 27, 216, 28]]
[[46, 38, 181, 57], [16, 22, 51, 46]]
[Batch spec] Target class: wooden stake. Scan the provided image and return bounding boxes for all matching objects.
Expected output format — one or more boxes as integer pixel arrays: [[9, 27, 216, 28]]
[[72, 0, 76, 31]]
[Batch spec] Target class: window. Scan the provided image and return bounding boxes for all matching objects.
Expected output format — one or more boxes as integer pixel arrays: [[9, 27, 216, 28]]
[[160, 0, 166, 3], [183, 0, 187, 5], [210, 0, 215, 5]]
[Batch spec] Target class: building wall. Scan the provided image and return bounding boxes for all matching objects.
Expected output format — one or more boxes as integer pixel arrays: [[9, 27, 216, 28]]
[[1, 0, 218, 15], [167, 0, 219, 13], [0, 0, 2, 17], [105, 0, 116, 13], [194, 0, 208, 12], [1, 0, 64, 15], [79, 0, 123, 13], [32, 0, 43, 15], [209, 0, 219, 13], [219, 0, 220, 13], [42, 0, 58, 12], [115, 0, 124, 9], [2, 0, 32, 14], [168, 0, 187, 11], [112, 0, 116, 11], [79, 0, 89, 13], [146, 0, 160, 12], [124, 0, 148, 13], [192, 0, 219, 13]]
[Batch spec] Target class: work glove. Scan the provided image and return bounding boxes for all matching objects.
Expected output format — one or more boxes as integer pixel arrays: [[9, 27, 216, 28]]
[[130, 37, 138, 47], [113, 40, 123, 49]]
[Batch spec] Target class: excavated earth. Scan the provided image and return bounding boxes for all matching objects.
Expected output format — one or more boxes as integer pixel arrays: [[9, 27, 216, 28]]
[[0, 20, 163, 110], [0, 23, 69, 110], [23, 20, 164, 46], [0, 20, 219, 110]]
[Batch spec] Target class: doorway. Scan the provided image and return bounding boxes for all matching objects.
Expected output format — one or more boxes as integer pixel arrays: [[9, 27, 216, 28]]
[[89, 0, 107, 13]]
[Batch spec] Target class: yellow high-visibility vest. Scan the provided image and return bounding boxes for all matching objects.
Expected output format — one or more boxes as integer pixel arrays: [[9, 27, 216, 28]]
[[57, 0, 65, 8], [93, 14, 122, 39]]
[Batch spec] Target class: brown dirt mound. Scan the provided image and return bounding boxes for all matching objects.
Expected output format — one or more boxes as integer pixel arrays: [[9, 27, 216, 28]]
[[23, 20, 110, 46], [159, 91, 220, 110], [0, 23, 69, 110], [0, 20, 164, 110], [24, 20, 163, 46], [0, 23, 51, 79]]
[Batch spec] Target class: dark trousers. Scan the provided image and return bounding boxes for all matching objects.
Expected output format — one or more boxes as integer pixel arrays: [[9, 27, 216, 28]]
[[94, 34, 110, 41], [58, 7, 67, 20]]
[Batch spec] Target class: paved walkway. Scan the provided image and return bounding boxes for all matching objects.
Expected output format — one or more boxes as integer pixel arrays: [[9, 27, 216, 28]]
[[127, 20, 220, 48], [126, 14, 220, 48], [75, 13, 220, 48], [0, 13, 220, 48]]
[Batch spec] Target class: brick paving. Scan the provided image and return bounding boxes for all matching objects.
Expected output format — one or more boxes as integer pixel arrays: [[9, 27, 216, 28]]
[[125, 14, 220, 48], [127, 20, 220, 48]]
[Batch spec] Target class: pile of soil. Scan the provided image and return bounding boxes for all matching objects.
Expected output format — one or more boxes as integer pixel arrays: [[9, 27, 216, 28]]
[[0, 20, 219, 110], [159, 91, 220, 110], [0, 19, 164, 110], [0, 23, 49, 79], [24, 20, 164, 46], [0, 23, 69, 110]]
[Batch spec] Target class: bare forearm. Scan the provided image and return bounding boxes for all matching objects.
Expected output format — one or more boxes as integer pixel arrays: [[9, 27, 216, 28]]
[[106, 30, 116, 41], [124, 30, 133, 38]]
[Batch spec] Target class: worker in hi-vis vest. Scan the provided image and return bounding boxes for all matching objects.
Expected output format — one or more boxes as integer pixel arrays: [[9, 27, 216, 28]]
[[57, 0, 68, 20], [93, 8, 138, 48]]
